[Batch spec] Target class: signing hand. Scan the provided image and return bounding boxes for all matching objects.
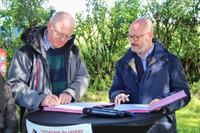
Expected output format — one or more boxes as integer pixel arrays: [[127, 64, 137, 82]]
[[40, 94, 59, 107], [59, 93, 72, 104], [150, 98, 161, 110], [114, 93, 130, 105]]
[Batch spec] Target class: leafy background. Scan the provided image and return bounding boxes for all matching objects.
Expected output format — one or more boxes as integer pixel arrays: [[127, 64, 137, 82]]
[[0, 0, 200, 132]]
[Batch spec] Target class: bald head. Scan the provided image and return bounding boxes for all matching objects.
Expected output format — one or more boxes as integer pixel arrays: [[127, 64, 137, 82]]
[[46, 11, 75, 48], [128, 18, 154, 57], [129, 18, 153, 34], [50, 11, 75, 30]]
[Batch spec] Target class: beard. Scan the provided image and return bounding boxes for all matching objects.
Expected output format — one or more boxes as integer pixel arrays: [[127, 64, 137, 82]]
[[131, 38, 149, 54]]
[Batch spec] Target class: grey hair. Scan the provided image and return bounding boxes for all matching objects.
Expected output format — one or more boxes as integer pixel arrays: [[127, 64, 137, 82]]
[[50, 11, 75, 29]]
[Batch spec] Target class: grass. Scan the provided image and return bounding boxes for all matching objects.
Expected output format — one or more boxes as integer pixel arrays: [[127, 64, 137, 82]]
[[176, 94, 200, 133], [79, 90, 200, 133], [78, 90, 110, 102]]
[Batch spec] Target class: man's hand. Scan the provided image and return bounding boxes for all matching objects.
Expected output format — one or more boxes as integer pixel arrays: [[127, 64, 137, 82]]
[[150, 98, 161, 110], [40, 94, 59, 107], [114, 93, 130, 105], [59, 93, 72, 104]]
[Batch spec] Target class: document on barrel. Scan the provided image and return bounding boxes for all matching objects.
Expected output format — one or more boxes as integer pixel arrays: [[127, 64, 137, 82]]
[[43, 102, 114, 114], [114, 90, 187, 113]]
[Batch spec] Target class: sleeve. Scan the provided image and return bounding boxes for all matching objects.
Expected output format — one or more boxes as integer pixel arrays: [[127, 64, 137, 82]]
[[159, 56, 191, 114], [0, 74, 18, 133], [109, 61, 127, 102], [7, 51, 46, 110], [65, 52, 90, 101]]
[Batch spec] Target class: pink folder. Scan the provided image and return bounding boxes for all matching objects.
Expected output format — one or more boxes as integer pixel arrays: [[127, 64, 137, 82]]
[[114, 90, 187, 113], [43, 102, 114, 114]]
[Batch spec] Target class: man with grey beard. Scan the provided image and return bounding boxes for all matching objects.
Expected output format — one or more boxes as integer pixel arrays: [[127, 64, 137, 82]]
[[109, 17, 190, 133]]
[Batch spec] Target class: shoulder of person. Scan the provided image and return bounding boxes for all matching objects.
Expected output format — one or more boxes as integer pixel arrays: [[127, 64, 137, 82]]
[[20, 26, 45, 43], [17, 43, 37, 64], [71, 44, 79, 55]]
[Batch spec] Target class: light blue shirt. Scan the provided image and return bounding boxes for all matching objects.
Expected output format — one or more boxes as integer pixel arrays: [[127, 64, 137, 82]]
[[137, 43, 154, 71], [43, 30, 55, 51]]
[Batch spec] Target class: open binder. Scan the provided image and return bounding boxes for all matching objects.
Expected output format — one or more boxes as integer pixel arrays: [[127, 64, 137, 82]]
[[43, 102, 114, 114], [114, 90, 187, 113]]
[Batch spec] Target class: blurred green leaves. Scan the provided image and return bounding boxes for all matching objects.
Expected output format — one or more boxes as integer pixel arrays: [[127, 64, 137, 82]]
[[74, 0, 141, 91]]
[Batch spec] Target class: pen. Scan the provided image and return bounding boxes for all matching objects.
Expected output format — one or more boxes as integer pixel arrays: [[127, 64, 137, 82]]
[[124, 94, 130, 98], [118, 94, 130, 103], [47, 88, 52, 94]]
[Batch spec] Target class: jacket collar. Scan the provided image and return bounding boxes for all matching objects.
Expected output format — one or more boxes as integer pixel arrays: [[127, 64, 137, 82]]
[[152, 38, 168, 61]]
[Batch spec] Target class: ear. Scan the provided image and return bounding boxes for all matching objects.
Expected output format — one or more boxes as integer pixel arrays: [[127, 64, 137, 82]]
[[47, 22, 51, 30], [150, 32, 154, 38]]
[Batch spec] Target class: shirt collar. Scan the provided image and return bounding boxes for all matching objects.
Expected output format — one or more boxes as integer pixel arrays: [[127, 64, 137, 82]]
[[43, 29, 55, 50]]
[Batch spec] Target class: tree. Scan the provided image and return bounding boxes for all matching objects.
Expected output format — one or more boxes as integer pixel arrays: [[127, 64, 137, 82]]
[[74, 0, 141, 91], [1, 0, 55, 30]]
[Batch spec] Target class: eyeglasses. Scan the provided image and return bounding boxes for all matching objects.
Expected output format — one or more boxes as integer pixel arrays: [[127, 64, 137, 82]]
[[51, 24, 72, 40], [127, 32, 151, 41]]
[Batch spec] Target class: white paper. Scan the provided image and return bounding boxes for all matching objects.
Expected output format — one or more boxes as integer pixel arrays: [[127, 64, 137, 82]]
[[43, 102, 114, 113], [114, 104, 149, 111], [26, 119, 93, 133]]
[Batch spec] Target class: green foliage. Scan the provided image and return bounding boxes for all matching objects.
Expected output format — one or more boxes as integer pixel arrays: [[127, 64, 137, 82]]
[[1, 0, 55, 29], [190, 80, 200, 93], [74, 0, 141, 91], [89, 74, 112, 91]]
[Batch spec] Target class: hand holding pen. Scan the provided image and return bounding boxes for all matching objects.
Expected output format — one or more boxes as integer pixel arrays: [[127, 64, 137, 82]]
[[115, 93, 130, 105]]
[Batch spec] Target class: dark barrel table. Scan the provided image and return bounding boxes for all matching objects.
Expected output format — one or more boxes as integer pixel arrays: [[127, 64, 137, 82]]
[[26, 110, 163, 133]]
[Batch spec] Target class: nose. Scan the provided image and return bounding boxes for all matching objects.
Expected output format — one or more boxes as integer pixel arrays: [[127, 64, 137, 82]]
[[129, 38, 136, 44]]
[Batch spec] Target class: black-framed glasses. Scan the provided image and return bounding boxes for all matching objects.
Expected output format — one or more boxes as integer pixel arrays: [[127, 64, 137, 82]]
[[127, 32, 152, 41], [51, 24, 72, 40]]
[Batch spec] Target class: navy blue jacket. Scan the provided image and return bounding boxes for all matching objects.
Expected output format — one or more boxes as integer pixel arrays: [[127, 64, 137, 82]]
[[109, 38, 190, 133]]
